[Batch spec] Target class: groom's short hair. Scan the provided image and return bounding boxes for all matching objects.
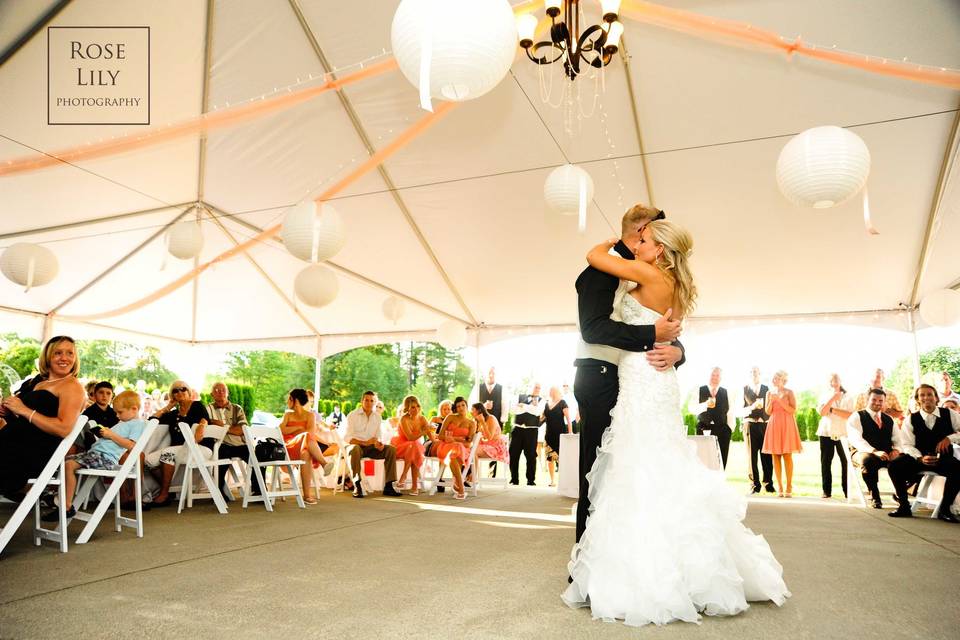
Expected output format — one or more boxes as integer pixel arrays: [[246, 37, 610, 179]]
[[621, 204, 664, 236]]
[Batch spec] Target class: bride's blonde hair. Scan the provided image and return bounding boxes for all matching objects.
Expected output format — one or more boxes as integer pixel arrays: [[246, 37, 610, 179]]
[[646, 220, 697, 319]]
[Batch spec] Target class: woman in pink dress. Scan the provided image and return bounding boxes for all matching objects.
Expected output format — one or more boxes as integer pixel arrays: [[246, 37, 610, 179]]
[[279, 388, 326, 504], [392, 395, 435, 495], [432, 396, 476, 500], [762, 371, 802, 497], [471, 402, 508, 467]]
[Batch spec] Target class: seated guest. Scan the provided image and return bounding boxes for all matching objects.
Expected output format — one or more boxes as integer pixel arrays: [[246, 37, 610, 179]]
[[854, 368, 904, 420], [846, 388, 898, 508], [344, 391, 402, 498], [433, 397, 477, 500], [888, 384, 960, 522], [84, 380, 98, 408], [279, 388, 327, 505], [425, 400, 453, 492], [41, 390, 147, 521], [0, 336, 85, 501], [206, 381, 250, 499], [146, 380, 211, 507], [392, 395, 435, 495], [943, 398, 960, 413], [306, 390, 339, 459], [472, 402, 509, 468], [80, 380, 119, 450]]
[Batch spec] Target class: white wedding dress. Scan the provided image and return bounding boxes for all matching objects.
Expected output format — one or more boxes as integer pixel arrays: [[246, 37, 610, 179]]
[[562, 294, 790, 627]]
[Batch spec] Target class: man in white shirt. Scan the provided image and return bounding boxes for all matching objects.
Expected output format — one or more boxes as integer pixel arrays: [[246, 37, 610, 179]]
[[343, 391, 402, 498], [846, 388, 899, 509], [690, 367, 732, 468], [888, 384, 960, 522], [469, 367, 508, 426], [742, 367, 773, 494], [816, 374, 854, 499], [510, 383, 544, 486]]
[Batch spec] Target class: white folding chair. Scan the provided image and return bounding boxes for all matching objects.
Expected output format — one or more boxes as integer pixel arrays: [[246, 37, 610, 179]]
[[73, 420, 158, 544], [844, 439, 867, 507], [175, 422, 228, 514], [241, 425, 305, 510], [910, 471, 944, 518], [332, 431, 384, 495], [0, 414, 86, 554], [426, 432, 483, 497], [475, 456, 509, 489]]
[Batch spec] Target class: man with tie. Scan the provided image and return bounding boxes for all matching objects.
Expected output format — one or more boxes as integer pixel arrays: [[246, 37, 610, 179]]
[[846, 388, 899, 508], [887, 384, 960, 522], [692, 367, 732, 468], [510, 383, 544, 486]]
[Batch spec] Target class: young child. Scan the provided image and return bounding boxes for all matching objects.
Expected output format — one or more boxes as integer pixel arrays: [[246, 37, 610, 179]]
[[43, 390, 147, 521], [83, 380, 118, 428]]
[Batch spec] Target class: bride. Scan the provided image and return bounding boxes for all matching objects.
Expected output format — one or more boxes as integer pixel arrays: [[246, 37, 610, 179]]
[[563, 219, 790, 626]]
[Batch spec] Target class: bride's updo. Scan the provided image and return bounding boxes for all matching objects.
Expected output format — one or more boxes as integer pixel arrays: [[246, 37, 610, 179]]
[[646, 219, 697, 319]]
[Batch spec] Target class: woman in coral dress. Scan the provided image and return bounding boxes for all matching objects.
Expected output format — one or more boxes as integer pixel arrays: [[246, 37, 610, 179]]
[[471, 402, 508, 468], [432, 397, 476, 500], [762, 371, 802, 497], [392, 395, 435, 495], [279, 388, 327, 504]]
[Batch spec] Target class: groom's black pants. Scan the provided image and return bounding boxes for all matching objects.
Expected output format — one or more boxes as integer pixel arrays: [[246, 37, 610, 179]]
[[573, 362, 620, 543]]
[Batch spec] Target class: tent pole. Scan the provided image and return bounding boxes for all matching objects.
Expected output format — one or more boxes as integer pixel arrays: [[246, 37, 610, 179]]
[[908, 309, 922, 387], [0, 202, 194, 242], [314, 337, 323, 402], [618, 36, 657, 208], [41, 313, 54, 344]]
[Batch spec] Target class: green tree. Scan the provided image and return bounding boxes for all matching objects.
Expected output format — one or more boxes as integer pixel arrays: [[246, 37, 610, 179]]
[[223, 350, 315, 414], [320, 345, 407, 410], [887, 346, 960, 406], [0, 333, 41, 378]]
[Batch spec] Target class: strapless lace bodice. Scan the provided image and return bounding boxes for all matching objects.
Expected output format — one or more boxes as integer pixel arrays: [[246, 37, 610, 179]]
[[620, 293, 662, 327]]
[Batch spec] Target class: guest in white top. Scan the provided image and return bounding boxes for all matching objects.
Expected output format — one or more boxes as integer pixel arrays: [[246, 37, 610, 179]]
[[816, 374, 854, 499], [343, 391, 402, 498], [846, 388, 899, 509], [888, 384, 960, 523]]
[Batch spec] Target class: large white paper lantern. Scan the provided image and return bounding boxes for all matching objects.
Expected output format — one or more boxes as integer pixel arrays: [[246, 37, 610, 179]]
[[294, 264, 339, 308], [391, 0, 517, 104], [282, 201, 346, 263], [383, 296, 406, 324], [1, 242, 59, 291], [166, 220, 204, 259], [436, 320, 467, 349], [776, 126, 871, 209], [545, 164, 594, 215], [919, 289, 960, 327]]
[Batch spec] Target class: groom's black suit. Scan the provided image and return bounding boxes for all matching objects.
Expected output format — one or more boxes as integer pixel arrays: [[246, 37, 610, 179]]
[[573, 240, 684, 542]]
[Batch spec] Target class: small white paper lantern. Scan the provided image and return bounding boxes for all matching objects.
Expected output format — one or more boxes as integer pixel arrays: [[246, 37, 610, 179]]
[[294, 264, 339, 308], [0, 242, 59, 291], [282, 200, 346, 263], [436, 320, 467, 349], [391, 0, 517, 103], [919, 288, 960, 327], [776, 126, 871, 209], [166, 220, 204, 259], [545, 164, 594, 215], [383, 297, 406, 324]]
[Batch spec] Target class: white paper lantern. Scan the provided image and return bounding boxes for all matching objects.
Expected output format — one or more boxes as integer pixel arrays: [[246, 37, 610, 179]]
[[383, 297, 406, 324], [294, 264, 339, 308], [436, 320, 467, 349], [0, 242, 59, 291], [391, 0, 517, 103], [282, 200, 346, 263], [919, 288, 960, 327], [545, 164, 595, 215], [776, 126, 871, 209], [166, 220, 204, 259]]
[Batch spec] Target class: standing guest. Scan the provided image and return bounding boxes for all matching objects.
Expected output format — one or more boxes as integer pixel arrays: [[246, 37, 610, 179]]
[[0, 336, 85, 501], [433, 397, 476, 500], [344, 391, 402, 498], [562, 383, 580, 432], [146, 380, 211, 507], [846, 388, 898, 509], [940, 372, 960, 406], [854, 369, 904, 420], [392, 395, 434, 495], [510, 383, 544, 486], [762, 371, 802, 498], [692, 367, 732, 468], [472, 402, 509, 468], [816, 373, 854, 499], [541, 386, 571, 487], [326, 403, 344, 429], [888, 384, 960, 522], [141, 395, 155, 421], [743, 367, 773, 494], [471, 367, 508, 477], [279, 388, 326, 504], [84, 381, 98, 408], [206, 381, 250, 499]]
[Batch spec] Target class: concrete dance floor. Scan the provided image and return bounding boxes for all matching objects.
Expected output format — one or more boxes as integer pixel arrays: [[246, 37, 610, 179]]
[[1, 486, 958, 639]]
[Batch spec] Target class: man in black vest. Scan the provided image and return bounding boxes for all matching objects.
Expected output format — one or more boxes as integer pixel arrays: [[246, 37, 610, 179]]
[[694, 367, 731, 468], [888, 384, 960, 522], [510, 383, 543, 486], [743, 367, 773, 494], [474, 367, 506, 477], [846, 388, 898, 508]]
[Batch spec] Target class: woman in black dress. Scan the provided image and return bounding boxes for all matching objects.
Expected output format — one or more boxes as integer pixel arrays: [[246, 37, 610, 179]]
[[0, 336, 85, 500], [540, 386, 571, 487]]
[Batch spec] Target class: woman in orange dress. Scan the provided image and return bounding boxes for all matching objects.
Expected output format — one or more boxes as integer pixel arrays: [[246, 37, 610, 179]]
[[392, 395, 435, 495], [279, 388, 326, 504], [433, 396, 476, 500], [762, 371, 802, 497], [472, 402, 509, 466]]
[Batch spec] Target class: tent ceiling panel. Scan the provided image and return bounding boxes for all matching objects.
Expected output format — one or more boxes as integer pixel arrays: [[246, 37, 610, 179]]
[[0, 1, 61, 59], [916, 154, 960, 301]]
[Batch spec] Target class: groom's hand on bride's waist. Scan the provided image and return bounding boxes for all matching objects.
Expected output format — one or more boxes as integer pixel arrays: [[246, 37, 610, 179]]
[[654, 309, 681, 342], [646, 344, 683, 371]]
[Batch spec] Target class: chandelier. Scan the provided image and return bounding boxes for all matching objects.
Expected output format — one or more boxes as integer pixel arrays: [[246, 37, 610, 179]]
[[517, 0, 624, 81]]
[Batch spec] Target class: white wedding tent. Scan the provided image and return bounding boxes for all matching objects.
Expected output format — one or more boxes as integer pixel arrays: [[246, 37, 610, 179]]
[[1, 0, 959, 360]]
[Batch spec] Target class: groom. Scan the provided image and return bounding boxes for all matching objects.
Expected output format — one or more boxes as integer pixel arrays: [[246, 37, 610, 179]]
[[573, 204, 684, 543]]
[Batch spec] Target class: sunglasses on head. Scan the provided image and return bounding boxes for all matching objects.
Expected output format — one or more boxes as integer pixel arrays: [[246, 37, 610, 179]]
[[172, 386, 188, 394]]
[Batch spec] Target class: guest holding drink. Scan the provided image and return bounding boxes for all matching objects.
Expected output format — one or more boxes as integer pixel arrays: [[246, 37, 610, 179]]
[[816, 374, 853, 499], [762, 371, 802, 497]]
